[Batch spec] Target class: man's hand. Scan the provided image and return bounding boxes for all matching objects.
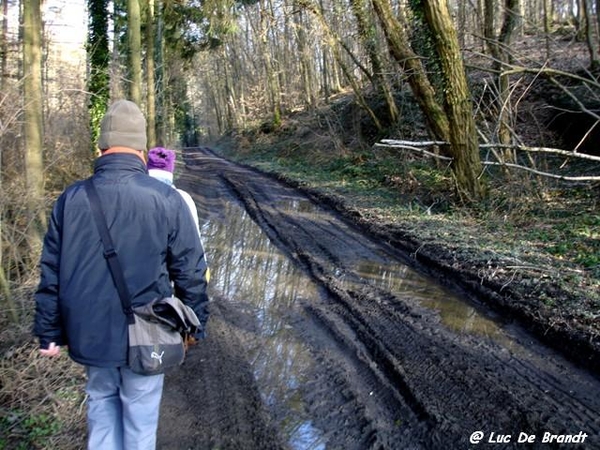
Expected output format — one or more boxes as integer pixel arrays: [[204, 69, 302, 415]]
[[39, 342, 61, 357], [184, 335, 197, 351]]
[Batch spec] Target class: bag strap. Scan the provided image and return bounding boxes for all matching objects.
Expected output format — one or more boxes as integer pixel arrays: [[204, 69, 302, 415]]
[[84, 178, 135, 323]]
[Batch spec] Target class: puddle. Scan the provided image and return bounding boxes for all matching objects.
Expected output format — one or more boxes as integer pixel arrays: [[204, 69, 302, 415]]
[[349, 259, 507, 339], [274, 197, 507, 341], [202, 201, 327, 449], [198, 194, 522, 449]]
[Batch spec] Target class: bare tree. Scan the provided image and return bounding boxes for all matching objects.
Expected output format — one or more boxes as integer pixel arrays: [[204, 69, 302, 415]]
[[485, 0, 520, 157], [293, 3, 318, 109], [146, 0, 157, 148], [371, 0, 450, 141], [258, 0, 282, 128], [581, 0, 599, 68], [0, 92, 16, 321], [1, 0, 8, 88], [128, 0, 142, 104], [300, 0, 383, 130], [156, 0, 166, 145], [421, 0, 486, 200], [88, 0, 110, 153], [350, 0, 398, 123], [371, 0, 485, 199], [22, 0, 46, 250]]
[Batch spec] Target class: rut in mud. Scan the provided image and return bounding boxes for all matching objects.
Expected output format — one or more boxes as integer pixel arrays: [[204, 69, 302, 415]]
[[157, 148, 600, 450]]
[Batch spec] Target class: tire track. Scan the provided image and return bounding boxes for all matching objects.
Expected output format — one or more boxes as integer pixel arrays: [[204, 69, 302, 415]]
[[180, 148, 600, 449]]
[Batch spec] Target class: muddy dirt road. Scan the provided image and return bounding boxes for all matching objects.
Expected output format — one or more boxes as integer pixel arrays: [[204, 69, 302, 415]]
[[157, 148, 600, 450]]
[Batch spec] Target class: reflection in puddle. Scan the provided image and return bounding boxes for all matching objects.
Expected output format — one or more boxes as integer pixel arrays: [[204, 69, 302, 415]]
[[202, 200, 327, 449], [276, 198, 507, 341], [351, 259, 506, 340]]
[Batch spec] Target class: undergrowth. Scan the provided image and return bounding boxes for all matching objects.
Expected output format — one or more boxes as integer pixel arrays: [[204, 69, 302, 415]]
[[0, 284, 87, 450]]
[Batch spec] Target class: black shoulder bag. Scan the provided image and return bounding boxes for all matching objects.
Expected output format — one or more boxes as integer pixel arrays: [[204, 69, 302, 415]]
[[84, 178, 200, 375]]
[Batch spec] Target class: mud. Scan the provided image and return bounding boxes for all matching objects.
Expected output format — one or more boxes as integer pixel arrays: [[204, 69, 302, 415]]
[[157, 148, 600, 450]]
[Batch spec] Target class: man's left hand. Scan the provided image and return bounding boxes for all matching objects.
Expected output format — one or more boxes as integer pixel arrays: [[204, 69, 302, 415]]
[[39, 342, 61, 357]]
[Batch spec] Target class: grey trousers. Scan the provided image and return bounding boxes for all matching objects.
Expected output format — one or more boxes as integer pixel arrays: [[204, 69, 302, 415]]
[[85, 366, 165, 450]]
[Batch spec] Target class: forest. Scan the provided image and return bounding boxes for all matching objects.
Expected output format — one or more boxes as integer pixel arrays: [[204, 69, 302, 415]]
[[1, 0, 600, 448]]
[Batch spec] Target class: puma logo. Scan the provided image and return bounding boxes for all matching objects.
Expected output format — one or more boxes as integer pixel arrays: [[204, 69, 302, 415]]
[[151, 351, 164, 364]]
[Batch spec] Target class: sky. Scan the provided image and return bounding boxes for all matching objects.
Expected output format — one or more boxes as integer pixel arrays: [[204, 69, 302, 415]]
[[4, 0, 86, 50], [44, 0, 87, 57]]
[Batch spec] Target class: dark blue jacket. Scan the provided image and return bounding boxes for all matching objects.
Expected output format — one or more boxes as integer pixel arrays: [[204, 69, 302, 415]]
[[34, 153, 209, 367]]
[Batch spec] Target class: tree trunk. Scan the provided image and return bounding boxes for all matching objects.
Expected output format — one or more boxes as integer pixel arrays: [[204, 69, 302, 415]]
[[219, 45, 237, 130], [574, 0, 585, 41], [0, 265, 16, 321], [87, 0, 110, 153], [293, 4, 317, 109], [497, 0, 519, 154], [258, 0, 282, 127], [146, 0, 157, 148], [207, 79, 224, 135], [318, 0, 341, 97], [457, 0, 466, 47], [156, 0, 166, 145], [581, 0, 599, 68], [110, 0, 125, 99], [267, 0, 286, 110], [22, 0, 46, 251], [350, 0, 398, 123], [544, 0, 551, 58], [484, 0, 499, 59], [321, 46, 331, 100], [477, 0, 486, 51], [371, 0, 450, 142], [128, 0, 142, 105], [421, 0, 486, 201], [229, 39, 247, 129], [596, 0, 600, 52], [1, 0, 8, 88], [485, 0, 519, 158], [371, 0, 484, 198], [1, 0, 15, 319], [498, 0, 520, 66]]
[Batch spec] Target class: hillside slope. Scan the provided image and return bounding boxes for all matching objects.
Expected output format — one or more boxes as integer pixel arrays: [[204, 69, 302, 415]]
[[204, 89, 600, 376]]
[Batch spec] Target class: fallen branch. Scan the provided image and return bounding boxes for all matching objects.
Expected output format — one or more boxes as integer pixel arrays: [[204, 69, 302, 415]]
[[375, 140, 600, 181], [375, 141, 453, 161], [378, 139, 600, 162], [482, 161, 600, 180], [378, 139, 449, 147], [501, 66, 600, 90], [479, 143, 600, 162]]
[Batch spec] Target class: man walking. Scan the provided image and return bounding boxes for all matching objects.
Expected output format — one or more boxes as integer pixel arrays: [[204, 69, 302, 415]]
[[34, 99, 209, 449]]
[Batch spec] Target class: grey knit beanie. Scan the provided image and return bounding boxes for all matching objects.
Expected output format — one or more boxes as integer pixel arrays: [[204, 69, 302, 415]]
[[98, 100, 147, 151]]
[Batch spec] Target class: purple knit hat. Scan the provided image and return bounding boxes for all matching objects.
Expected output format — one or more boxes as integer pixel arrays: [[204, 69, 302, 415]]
[[147, 147, 176, 173]]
